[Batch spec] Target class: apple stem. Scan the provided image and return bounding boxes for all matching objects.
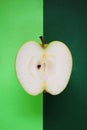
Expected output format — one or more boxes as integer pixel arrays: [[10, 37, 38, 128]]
[[40, 36, 44, 48]]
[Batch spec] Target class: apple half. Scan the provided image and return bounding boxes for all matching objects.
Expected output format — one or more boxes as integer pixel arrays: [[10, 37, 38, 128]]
[[16, 37, 72, 96]]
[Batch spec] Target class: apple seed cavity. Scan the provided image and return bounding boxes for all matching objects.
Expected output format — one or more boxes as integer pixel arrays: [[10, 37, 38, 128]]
[[37, 64, 41, 70]]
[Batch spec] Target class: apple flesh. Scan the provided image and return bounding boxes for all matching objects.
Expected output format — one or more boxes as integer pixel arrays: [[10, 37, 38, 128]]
[[16, 39, 72, 95]]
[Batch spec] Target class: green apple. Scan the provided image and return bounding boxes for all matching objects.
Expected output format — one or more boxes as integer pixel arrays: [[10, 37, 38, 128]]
[[16, 36, 72, 96]]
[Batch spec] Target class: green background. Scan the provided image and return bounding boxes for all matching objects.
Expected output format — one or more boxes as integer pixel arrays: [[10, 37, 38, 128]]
[[44, 0, 87, 130], [0, 0, 43, 130]]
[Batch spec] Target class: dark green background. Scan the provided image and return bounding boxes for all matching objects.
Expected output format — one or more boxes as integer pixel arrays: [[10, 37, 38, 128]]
[[44, 0, 87, 130]]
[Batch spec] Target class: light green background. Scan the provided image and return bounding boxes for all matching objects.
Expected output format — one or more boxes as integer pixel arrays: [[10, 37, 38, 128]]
[[0, 0, 43, 130]]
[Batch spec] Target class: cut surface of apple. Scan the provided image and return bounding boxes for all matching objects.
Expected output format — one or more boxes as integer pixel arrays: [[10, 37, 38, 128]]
[[16, 39, 72, 95]]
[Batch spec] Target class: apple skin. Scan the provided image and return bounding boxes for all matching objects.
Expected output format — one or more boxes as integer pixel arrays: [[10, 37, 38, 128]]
[[16, 40, 72, 96]]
